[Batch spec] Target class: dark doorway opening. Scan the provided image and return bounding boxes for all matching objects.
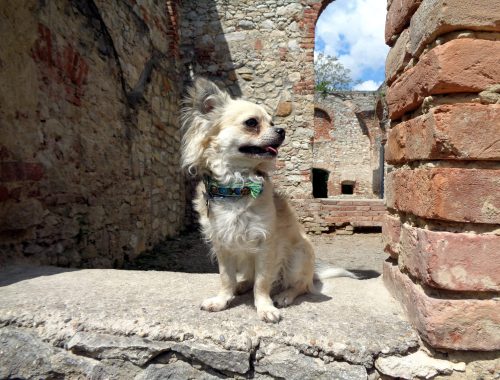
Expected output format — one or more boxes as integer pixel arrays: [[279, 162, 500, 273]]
[[312, 168, 329, 198], [341, 181, 354, 195]]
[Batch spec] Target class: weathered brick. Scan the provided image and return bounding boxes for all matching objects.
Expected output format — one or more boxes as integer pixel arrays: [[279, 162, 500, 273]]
[[399, 225, 500, 292], [386, 103, 500, 163], [386, 39, 500, 120], [0, 162, 45, 182], [383, 261, 500, 350], [385, 0, 421, 45], [382, 214, 401, 259], [385, 28, 411, 84], [386, 168, 500, 224], [408, 0, 500, 57]]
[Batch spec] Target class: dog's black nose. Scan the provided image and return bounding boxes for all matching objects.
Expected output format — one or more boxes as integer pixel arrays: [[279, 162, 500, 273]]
[[274, 128, 285, 137]]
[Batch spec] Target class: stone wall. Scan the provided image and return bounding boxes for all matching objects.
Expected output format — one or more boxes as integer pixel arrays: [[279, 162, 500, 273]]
[[382, 0, 500, 351], [0, 0, 185, 267], [1, 0, 381, 267], [179, 0, 333, 199], [313, 91, 385, 198]]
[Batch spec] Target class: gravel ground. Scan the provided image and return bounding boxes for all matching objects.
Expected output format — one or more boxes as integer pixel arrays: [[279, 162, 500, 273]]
[[124, 231, 385, 278]]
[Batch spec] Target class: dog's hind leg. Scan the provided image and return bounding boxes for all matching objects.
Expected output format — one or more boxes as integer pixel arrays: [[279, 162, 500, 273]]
[[273, 240, 315, 308], [201, 250, 237, 312]]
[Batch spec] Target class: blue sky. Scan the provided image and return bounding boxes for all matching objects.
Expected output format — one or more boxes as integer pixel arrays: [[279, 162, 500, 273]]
[[315, 0, 389, 90]]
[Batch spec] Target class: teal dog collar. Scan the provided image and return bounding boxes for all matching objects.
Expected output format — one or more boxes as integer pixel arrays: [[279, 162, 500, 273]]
[[204, 176, 264, 199]]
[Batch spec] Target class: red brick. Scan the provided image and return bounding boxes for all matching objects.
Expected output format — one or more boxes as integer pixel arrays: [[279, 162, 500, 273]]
[[399, 225, 500, 292], [370, 205, 387, 212], [0, 162, 45, 182], [356, 206, 371, 211], [386, 39, 500, 120], [353, 221, 379, 227], [382, 214, 401, 259], [386, 168, 500, 224], [385, 28, 411, 84], [321, 205, 340, 211], [387, 103, 500, 163], [385, 0, 421, 44], [0, 186, 9, 202], [408, 0, 500, 57], [383, 261, 500, 350]]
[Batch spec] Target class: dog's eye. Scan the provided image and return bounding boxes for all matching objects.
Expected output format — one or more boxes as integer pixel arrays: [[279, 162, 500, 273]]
[[245, 118, 258, 128]]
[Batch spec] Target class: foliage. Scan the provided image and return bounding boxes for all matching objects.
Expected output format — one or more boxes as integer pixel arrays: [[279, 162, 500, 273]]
[[314, 53, 358, 95]]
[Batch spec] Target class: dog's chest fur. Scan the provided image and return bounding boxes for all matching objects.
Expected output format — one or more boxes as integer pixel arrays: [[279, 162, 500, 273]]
[[195, 182, 276, 252]]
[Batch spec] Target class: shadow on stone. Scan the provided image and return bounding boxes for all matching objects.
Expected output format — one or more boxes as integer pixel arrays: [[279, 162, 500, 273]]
[[348, 269, 381, 279], [181, 0, 242, 97], [124, 231, 218, 273], [0, 266, 78, 287]]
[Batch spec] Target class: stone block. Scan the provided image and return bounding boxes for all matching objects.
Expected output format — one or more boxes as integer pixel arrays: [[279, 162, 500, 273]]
[[409, 0, 500, 57], [383, 261, 500, 350], [386, 168, 500, 224], [386, 39, 500, 120], [0, 198, 44, 231], [386, 103, 500, 163], [276, 101, 293, 117], [399, 225, 500, 291], [385, 0, 421, 44], [382, 214, 401, 259]]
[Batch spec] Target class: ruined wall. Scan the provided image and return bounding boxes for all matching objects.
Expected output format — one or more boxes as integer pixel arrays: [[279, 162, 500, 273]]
[[293, 198, 386, 234], [382, 0, 500, 351], [0, 0, 185, 267], [313, 91, 384, 198], [180, 0, 333, 199]]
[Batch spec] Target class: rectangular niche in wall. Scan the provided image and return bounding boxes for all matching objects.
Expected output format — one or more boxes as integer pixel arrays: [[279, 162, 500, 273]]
[[312, 168, 329, 198], [341, 181, 355, 195]]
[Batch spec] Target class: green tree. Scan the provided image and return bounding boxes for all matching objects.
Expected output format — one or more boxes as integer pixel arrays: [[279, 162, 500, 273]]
[[314, 53, 357, 95]]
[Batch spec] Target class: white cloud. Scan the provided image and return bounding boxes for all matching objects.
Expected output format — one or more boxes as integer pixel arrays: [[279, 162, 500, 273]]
[[353, 80, 382, 91], [316, 0, 389, 82]]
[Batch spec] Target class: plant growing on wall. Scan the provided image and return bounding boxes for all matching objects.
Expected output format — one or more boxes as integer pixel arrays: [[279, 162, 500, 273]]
[[314, 53, 358, 95]]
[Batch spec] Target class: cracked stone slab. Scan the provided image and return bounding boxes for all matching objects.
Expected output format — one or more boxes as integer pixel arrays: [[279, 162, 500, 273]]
[[255, 342, 367, 379], [171, 341, 250, 374], [0, 327, 102, 379], [0, 266, 419, 372], [375, 350, 466, 379], [67, 331, 174, 366], [135, 362, 220, 380]]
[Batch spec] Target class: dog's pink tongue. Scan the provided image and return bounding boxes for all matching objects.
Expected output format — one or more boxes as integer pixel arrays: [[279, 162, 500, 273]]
[[266, 146, 278, 155]]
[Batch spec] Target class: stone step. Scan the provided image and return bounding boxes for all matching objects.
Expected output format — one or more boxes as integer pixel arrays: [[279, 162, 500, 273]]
[[0, 265, 418, 379]]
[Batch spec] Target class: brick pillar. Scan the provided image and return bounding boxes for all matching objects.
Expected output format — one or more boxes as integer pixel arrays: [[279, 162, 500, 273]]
[[382, 0, 500, 351]]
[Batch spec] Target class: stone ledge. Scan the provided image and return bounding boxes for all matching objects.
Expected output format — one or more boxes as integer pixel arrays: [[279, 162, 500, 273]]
[[0, 266, 419, 378]]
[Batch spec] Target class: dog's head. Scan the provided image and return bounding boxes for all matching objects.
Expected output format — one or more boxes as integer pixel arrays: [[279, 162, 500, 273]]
[[181, 78, 285, 177]]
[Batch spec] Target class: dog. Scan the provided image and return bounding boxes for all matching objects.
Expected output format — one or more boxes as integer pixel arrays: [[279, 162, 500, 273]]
[[181, 78, 355, 323]]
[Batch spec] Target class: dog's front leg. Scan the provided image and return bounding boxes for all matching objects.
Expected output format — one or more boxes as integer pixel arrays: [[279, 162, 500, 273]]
[[254, 250, 281, 323], [201, 251, 236, 312]]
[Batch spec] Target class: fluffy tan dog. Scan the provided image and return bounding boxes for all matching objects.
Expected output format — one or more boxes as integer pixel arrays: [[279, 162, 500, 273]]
[[181, 78, 353, 323]]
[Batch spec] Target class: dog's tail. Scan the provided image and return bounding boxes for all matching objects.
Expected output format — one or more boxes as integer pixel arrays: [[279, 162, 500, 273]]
[[311, 262, 358, 295], [313, 262, 358, 280]]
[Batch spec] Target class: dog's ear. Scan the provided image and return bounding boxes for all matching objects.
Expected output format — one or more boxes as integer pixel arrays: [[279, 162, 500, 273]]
[[188, 77, 229, 117], [181, 78, 229, 175]]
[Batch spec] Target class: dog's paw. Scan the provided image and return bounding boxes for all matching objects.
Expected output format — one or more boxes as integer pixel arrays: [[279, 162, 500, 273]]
[[257, 305, 281, 323], [273, 289, 297, 308], [200, 295, 233, 312]]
